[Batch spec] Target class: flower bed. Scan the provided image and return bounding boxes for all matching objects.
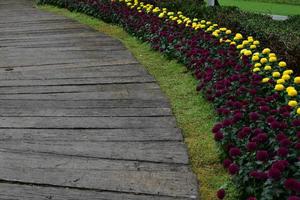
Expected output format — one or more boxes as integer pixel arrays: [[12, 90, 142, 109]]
[[38, 0, 300, 199]]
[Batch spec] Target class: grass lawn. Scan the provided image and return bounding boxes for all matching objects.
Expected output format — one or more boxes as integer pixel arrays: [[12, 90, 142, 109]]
[[39, 5, 237, 200], [242, 0, 300, 5], [218, 0, 300, 15]]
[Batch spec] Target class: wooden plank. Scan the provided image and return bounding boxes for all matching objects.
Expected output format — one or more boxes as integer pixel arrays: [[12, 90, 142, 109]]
[[0, 107, 171, 117], [0, 150, 198, 198], [0, 128, 182, 142], [0, 183, 193, 200], [0, 116, 176, 128]]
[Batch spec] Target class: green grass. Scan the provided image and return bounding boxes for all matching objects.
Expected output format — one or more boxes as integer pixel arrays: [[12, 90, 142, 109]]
[[38, 5, 237, 200], [243, 0, 300, 5], [218, 0, 300, 15]]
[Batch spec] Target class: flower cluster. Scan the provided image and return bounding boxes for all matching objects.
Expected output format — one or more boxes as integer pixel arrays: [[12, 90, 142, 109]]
[[39, 0, 300, 199]]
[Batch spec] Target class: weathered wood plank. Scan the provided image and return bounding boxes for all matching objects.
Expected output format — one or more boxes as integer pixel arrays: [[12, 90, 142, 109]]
[[0, 128, 182, 142], [0, 116, 176, 128], [0, 183, 193, 200], [0, 151, 198, 198], [0, 107, 171, 117]]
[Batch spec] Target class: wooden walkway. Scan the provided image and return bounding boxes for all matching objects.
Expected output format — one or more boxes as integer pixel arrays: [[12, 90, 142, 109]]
[[0, 0, 198, 199]]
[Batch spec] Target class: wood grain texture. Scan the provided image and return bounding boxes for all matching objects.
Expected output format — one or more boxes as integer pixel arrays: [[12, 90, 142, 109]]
[[0, 0, 199, 199]]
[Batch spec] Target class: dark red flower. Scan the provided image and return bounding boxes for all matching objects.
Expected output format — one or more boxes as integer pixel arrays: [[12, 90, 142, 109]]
[[247, 142, 257, 151], [228, 163, 239, 175], [272, 160, 289, 171], [250, 171, 267, 180], [249, 112, 259, 121], [280, 138, 291, 147], [288, 196, 300, 200], [284, 178, 300, 193], [256, 133, 268, 143], [229, 147, 241, 157], [277, 147, 289, 157], [217, 189, 225, 199], [256, 150, 269, 161], [223, 159, 232, 168], [259, 106, 270, 112], [268, 167, 281, 180], [276, 133, 287, 141], [292, 119, 300, 127], [212, 123, 223, 133], [214, 132, 224, 141]]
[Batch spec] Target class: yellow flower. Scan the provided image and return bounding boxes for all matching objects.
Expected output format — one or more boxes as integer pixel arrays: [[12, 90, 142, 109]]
[[193, 18, 198, 22], [275, 84, 285, 91], [262, 78, 270, 83], [177, 19, 182, 24], [225, 39, 231, 43], [253, 40, 260, 45], [200, 20, 206, 24], [283, 70, 293, 75], [297, 108, 300, 115], [252, 55, 259, 61], [242, 40, 249, 45], [254, 63, 262, 68], [288, 100, 298, 107], [287, 89, 297, 97], [230, 41, 236, 45], [262, 48, 271, 54], [264, 65, 272, 70], [244, 50, 252, 56], [237, 44, 244, 49], [269, 53, 276, 57], [279, 61, 287, 67], [234, 33, 243, 40], [269, 57, 277, 62], [272, 72, 281, 78], [286, 86, 295, 92], [253, 68, 260, 72], [250, 45, 256, 49], [158, 13, 164, 18], [260, 58, 268, 64], [277, 79, 285, 84], [282, 74, 291, 80], [294, 77, 300, 84], [226, 30, 232, 34]]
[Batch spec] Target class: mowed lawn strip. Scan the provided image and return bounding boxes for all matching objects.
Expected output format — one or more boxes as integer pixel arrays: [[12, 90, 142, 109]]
[[38, 5, 238, 200]]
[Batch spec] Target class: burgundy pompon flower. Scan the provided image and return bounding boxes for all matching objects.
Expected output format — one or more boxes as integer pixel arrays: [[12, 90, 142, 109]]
[[212, 123, 223, 133], [250, 171, 268, 180], [268, 167, 281, 180], [277, 147, 289, 157], [292, 119, 300, 127], [216, 189, 225, 199], [280, 138, 291, 147], [259, 106, 270, 112], [214, 132, 224, 141], [272, 160, 289, 171], [276, 133, 287, 141], [223, 159, 232, 168], [284, 178, 300, 193], [256, 150, 269, 161], [229, 147, 241, 157], [249, 112, 259, 121], [256, 133, 268, 143], [247, 142, 257, 151], [288, 196, 300, 200], [228, 163, 239, 175]]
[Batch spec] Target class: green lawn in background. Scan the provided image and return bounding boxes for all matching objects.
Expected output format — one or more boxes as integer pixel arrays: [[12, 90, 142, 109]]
[[243, 0, 300, 5], [217, 0, 300, 15], [39, 5, 238, 200]]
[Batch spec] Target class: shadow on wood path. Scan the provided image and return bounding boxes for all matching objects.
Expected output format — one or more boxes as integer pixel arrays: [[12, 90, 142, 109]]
[[0, 0, 199, 199]]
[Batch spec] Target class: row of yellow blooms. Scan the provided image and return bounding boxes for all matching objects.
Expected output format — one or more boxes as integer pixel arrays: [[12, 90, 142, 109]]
[[119, 0, 299, 114]]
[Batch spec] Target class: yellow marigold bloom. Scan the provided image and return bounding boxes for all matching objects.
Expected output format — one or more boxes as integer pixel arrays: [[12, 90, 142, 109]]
[[294, 77, 300, 84], [288, 100, 298, 107], [253, 40, 260, 45], [240, 49, 246, 54], [219, 38, 223, 43], [235, 33, 243, 40], [158, 13, 164, 18], [206, 21, 212, 25], [242, 40, 249, 45], [282, 74, 291, 80], [263, 65, 271, 70], [212, 32, 219, 37], [225, 39, 231, 43], [252, 55, 259, 62], [177, 11, 182, 15], [193, 18, 198, 22], [200, 20, 206, 24], [275, 84, 285, 91], [177, 19, 182, 24], [250, 45, 256, 49], [269, 57, 277, 62], [260, 58, 268, 64], [237, 44, 244, 49], [277, 79, 285, 84], [226, 30, 232, 34], [253, 68, 260, 72], [262, 78, 270, 83], [200, 25, 206, 29], [269, 53, 276, 57], [279, 61, 287, 67], [283, 70, 293, 75], [262, 48, 271, 54], [272, 72, 281, 78], [230, 41, 236, 45], [220, 27, 226, 31], [254, 63, 262, 68], [248, 37, 254, 43], [244, 50, 252, 56], [288, 89, 298, 97], [286, 86, 295, 92], [297, 108, 300, 115]]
